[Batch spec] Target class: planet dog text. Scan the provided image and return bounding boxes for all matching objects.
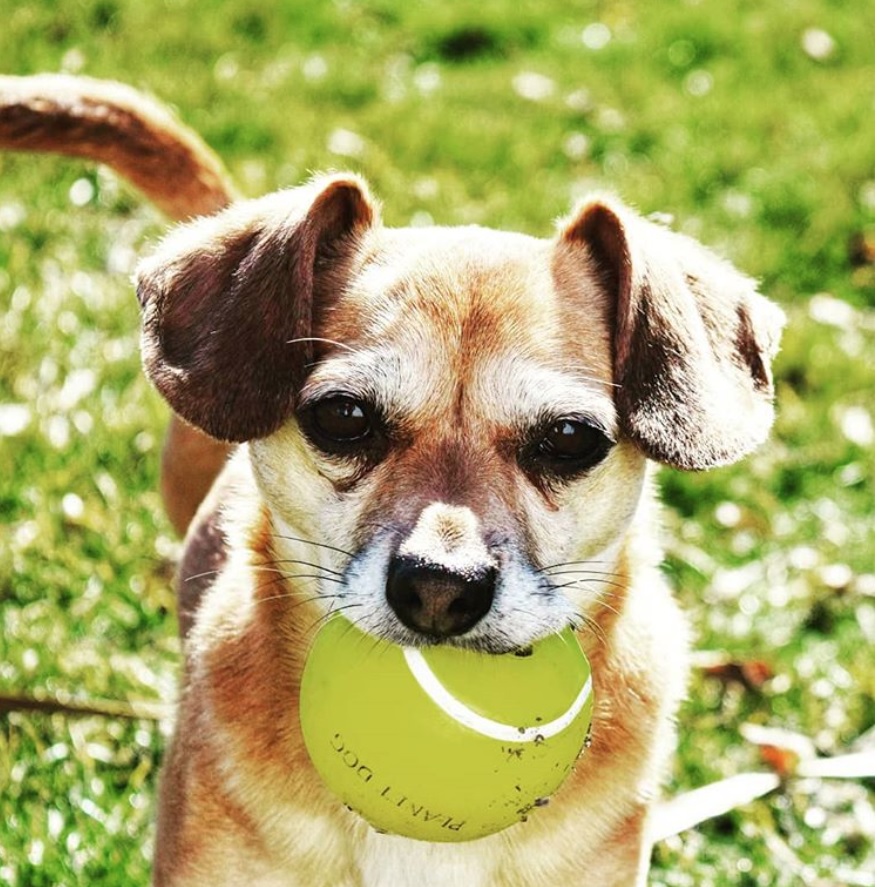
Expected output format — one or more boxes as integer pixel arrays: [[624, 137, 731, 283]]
[[330, 732, 466, 832]]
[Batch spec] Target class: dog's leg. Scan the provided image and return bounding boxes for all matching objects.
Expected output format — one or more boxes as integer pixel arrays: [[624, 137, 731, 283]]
[[0, 74, 237, 533]]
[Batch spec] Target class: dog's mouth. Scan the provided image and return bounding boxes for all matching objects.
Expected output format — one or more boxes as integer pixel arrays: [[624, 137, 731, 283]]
[[335, 532, 580, 655], [267, 504, 607, 654]]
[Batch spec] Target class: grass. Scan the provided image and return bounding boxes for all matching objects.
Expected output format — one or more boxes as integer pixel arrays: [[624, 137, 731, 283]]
[[0, 0, 873, 884]]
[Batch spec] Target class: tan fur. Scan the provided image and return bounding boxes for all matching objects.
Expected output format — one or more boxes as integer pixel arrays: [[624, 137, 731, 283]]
[[2, 76, 784, 887]]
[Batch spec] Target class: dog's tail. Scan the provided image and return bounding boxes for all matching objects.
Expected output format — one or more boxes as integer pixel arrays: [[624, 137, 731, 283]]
[[0, 73, 236, 535], [0, 73, 236, 220]]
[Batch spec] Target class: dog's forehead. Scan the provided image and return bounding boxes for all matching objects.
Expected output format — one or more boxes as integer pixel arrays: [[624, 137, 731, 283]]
[[308, 224, 616, 427], [342, 225, 559, 337]]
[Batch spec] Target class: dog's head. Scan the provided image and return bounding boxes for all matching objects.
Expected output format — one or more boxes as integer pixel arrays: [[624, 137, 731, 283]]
[[136, 174, 784, 652]]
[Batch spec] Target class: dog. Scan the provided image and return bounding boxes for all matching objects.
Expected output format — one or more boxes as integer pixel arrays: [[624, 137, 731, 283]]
[[1, 74, 784, 887]]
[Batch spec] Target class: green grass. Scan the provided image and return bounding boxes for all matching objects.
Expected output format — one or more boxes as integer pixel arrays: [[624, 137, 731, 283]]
[[0, 1, 873, 884]]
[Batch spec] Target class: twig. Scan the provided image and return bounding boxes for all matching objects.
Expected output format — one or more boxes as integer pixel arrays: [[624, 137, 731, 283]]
[[0, 691, 169, 722]]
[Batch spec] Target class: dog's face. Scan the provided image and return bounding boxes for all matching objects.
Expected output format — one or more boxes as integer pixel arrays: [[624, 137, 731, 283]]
[[136, 174, 784, 652], [251, 226, 646, 651]]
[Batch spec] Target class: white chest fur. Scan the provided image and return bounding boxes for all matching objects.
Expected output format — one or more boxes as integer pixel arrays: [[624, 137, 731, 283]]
[[355, 831, 503, 887]]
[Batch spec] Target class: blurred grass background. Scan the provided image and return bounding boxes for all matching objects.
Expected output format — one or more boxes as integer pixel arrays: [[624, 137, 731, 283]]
[[0, 1, 873, 885]]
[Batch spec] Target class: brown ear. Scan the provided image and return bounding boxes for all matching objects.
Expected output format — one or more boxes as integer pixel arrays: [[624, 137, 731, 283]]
[[562, 197, 785, 469], [135, 174, 376, 442]]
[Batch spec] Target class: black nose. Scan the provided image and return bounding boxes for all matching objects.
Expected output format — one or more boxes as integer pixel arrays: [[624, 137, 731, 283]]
[[385, 556, 495, 639]]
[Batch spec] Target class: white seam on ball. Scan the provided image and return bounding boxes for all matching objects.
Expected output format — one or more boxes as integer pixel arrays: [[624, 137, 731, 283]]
[[402, 648, 592, 743]]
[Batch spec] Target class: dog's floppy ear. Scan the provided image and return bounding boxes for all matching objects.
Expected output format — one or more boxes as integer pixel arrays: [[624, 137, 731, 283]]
[[561, 197, 785, 469], [136, 174, 376, 442]]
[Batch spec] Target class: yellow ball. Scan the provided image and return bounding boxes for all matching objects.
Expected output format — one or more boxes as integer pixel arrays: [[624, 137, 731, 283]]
[[300, 616, 593, 842]]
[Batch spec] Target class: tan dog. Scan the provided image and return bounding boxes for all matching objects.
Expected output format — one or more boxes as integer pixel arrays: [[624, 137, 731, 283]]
[[1, 75, 784, 887]]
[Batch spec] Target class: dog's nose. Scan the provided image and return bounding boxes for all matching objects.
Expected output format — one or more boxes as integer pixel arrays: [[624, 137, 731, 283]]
[[385, 556, 495, 639]]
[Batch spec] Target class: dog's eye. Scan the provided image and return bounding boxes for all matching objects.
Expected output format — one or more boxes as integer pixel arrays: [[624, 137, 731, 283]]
[[313, 397, 371, 440], [301, 395, 381, 456], [540, 419, 606, 460], [523, 418, 613, 479], [312, 397, 372, 442]]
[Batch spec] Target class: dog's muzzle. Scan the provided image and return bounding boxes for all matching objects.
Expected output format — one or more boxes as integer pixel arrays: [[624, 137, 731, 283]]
[[385, 555, 496, 639]]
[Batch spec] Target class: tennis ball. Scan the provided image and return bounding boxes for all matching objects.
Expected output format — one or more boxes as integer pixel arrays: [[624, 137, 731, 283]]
[[299, 616, 593, 842]]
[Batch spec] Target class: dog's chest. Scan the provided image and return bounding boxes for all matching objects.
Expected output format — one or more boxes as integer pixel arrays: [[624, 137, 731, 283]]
[[243, 831, 502, 887], [353, 832, 502, 887]]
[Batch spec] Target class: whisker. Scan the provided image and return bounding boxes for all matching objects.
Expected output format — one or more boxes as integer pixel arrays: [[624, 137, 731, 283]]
[[538, 557, 616, 573], [182, 569, 222, 584], [583, 592, 623, 619], [503, 607, 557, 644], [543, 568, 628, 582], [571, 585, 623, 618], [307, 601, 366, 636], [286, 336, 357, 352], [249, 566, 347, 587], [181, 564, 346, 591], [260, 557, 345, 578], [267, 532, 355, 561], [256, 590, 343, 609], [549, 575, 627, 592], [570, 368, 621, 390], [333, 607, 363, 630], [571, 612, 609, 645], [251, 571, 326, 598], [539, 576, 624, 621]]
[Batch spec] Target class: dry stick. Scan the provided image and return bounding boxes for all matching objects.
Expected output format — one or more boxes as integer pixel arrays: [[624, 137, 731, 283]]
[[1, 701, 871, 838], [3, 686, 870, 840], [0, 691, 169, 722]]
